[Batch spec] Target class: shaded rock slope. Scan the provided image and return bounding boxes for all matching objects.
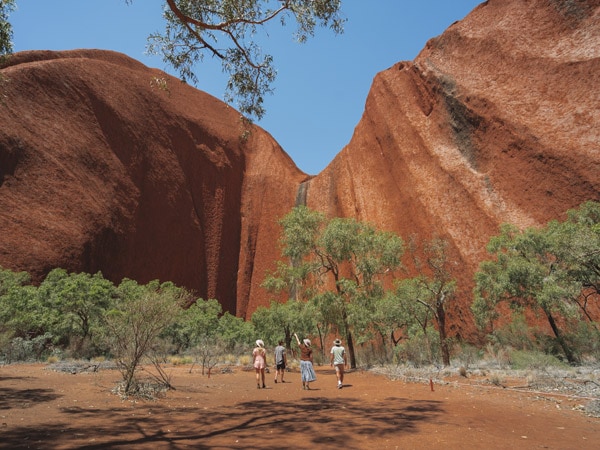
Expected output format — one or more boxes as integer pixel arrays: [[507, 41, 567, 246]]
[[0, 50, 307, 315], [1, 0, 599, 337]]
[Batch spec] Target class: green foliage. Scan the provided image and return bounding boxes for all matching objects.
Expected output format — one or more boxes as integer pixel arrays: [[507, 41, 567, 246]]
[[37, 269, 116, 355], [0, 266, 30, 295], [567, 321, 600, 361], [0, 333, 54, 363], [473, 201, 600, 364], [163, 297, 232, 374], [165, 297, 223, 352], [507, 349, 568, 371], [217, 311, 256, 352], [394, 326, 441, 368], [0, 265, 259, 375], [251, 299, 313, 348], [146, 0, 345, 120], [102, 279, 188, 394], [0, 0, 15, 58], [489, 314, 538, 352], [0, 283, 48, 339], [265, 206, 405, 368], [389, 236, 458, 366]]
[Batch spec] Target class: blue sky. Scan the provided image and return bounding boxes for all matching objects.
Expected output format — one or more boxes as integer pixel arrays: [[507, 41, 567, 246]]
[[10, 1, 482, 175]]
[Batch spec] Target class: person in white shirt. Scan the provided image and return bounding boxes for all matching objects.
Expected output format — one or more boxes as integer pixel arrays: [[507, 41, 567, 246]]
[[330, 338, 347, 389]]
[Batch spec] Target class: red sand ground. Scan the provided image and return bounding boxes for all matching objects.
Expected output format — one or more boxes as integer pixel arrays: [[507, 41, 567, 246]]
[[1, 363, 599, 449]]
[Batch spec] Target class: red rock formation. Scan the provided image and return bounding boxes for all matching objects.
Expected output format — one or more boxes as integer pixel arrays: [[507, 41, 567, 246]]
[[0, 50, 306, 314], [305, 0, 600, 336], [1, 0, 599, 340]]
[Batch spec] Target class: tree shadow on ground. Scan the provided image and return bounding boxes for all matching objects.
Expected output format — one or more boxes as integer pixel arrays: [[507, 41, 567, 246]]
[[3, 394, 443, 449], [0, 383, 62, 411]]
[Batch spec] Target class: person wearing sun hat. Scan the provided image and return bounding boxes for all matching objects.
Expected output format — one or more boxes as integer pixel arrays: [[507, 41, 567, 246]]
[[294, 333, 316, 390], [273, 340, 287, 384], [252, 339, 267, 389], [330, 338, 347, 389]]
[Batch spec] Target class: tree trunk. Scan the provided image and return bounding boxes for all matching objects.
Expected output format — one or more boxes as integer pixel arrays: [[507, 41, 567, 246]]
[[346, 330, 357, 369], [437, 304, 451, 367], [543, 307, 576, 364]]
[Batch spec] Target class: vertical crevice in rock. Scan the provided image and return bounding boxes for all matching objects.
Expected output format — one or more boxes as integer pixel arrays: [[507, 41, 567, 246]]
[[295, 179, 310, 206]]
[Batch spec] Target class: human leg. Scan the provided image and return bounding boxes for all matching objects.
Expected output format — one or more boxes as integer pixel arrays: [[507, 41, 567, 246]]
[[335, 364, 344, 388]]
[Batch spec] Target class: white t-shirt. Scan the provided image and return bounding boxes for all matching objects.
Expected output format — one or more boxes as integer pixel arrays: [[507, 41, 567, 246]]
[[330, 345, 345, 365]]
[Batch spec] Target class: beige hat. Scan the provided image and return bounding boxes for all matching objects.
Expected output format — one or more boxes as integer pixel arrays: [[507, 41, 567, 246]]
[[334, 339, 341, 346], [256, 339, 264, 348], [303, 339, 311, 347]]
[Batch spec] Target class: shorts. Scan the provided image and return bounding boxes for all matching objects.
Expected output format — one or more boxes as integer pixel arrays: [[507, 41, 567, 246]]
[[276, 362, 286, 370]]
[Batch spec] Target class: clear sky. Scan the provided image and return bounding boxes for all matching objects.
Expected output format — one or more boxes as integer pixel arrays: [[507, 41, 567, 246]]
[[10, 0, 482, 175]]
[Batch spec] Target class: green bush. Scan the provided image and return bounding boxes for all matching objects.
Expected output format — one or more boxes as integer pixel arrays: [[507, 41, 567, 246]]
[[395, 328, 441, 367], [565, 322, 600, 362], [0, 333, 53, 363], [453, 342, 483, 370], [507, 349, 568, 371], [491, 314, 537, 351]]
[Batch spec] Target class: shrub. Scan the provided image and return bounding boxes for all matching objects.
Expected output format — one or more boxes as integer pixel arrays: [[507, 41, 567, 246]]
[[0, 333, 53, 363], [453, 342, 483, 370], [508, 349, 568, 371], [565, 322, 600, 362], [395, 328, 441, 367]]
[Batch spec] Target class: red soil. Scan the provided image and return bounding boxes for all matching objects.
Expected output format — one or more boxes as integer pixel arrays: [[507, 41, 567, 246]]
[[1, 363, 598, 449]]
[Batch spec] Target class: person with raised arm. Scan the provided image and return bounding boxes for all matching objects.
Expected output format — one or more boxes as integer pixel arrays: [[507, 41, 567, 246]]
[[294, 333, 316, 390]]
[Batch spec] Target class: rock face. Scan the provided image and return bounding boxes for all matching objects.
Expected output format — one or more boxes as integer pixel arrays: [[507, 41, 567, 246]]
[[304, 0, 600, 336], [1, 0, 599, 336], [0, 50, 307, 315]]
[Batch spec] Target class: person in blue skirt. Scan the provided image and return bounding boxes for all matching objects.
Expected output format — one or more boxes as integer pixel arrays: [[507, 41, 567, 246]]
[[294, 333, 316, 390]]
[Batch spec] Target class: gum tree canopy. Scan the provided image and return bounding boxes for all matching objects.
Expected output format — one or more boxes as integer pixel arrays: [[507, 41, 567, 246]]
[[0, 0, 15, 58], [146, 0, 345, 120], [1, 1, 344, 120]]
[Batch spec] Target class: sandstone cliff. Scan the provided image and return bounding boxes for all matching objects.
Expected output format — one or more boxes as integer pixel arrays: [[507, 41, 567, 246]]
[[304, 0, 600, 335], [1, 0, 599, 337], [0, 50, 306, 314]]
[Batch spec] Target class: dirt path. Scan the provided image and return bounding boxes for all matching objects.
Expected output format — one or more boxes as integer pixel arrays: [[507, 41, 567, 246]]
[[1, 363, 599, 449]]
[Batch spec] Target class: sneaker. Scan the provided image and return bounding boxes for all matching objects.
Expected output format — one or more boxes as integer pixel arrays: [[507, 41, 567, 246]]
[[338, 383, 342, 389], [262, 384, 266, 389], [274, 379, 278, 383]]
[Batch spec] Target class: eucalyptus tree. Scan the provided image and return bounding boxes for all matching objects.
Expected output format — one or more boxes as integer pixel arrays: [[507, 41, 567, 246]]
[[216, 310, 256, 352], [37, 269, 116, 354], [3, 1, 344, 119], [547, 201, 600, 322], [0, 0, 14, 58], [391, 236, 457, 366], [251, 299, 313, 350], [146, 0, 345, 119], [473, 224, 583, 364], [164, 297, 225, 374], [0, 267, 42, 339], [473, 201, 600, 363], [0, 266, 30, 296], [265, 206, 404, 368]]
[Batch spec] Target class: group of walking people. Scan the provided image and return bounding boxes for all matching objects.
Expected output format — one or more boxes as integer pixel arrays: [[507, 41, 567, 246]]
[[252, 333, 348, 390]]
